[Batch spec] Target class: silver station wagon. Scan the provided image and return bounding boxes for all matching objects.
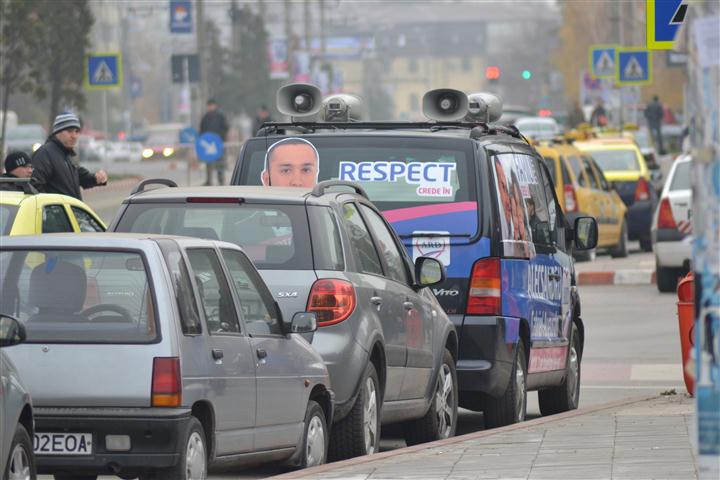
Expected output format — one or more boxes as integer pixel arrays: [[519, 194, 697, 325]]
[[0, 233, 333, 480]]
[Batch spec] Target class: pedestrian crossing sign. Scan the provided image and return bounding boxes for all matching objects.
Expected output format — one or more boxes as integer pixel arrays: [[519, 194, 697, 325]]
[[589, 45, 618, 79], [84, 53, 122, 90], [647, 0, 687, 50], [616, 48, 652, 86]]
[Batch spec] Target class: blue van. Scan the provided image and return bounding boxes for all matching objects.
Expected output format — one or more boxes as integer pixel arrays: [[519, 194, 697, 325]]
[[231, 88, 597, 428]]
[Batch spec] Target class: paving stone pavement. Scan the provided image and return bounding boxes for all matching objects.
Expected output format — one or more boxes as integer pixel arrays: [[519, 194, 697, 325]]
[[272, 394, 697, 480]]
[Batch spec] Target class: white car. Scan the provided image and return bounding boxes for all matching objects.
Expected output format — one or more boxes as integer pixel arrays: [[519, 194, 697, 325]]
[[514, 116, 561, 141], [652, 154, 692, 292]]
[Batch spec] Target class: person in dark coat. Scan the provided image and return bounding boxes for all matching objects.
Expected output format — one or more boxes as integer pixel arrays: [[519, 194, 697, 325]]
[[590, 99, 608, 127], [0, 152, 34, 191], [644, 95, 665, 154], [31, 112, 107, 199], [253, 105, 273, 134], [199, 98, 229, 185]]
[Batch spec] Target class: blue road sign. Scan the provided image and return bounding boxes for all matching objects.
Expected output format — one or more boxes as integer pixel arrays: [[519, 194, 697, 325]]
[[179, 127, 198, 145], [85, 53, 122, 89], [616, 49, 652, 86], [196, 132, 223, 163], [647, 0, 686, 50], [589, 45, 617, 78], [129, 75, 143, 98], [170, 0, 193, 34]]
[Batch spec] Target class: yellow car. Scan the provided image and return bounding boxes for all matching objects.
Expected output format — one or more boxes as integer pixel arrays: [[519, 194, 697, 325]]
[[536, 140, 628, 259], [575, 137, 658, 252], [0, 189, 106, 236]]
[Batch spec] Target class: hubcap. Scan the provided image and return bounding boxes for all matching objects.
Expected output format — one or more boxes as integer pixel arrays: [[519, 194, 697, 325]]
[[305, 415, 326, 466], [8, 443, 31, 480], [515, 360, 526, 422], [435, 363, 455, 438], [567, 342, 579, 402], [363, 376, 378, 454], [185, 431, 207, 480]]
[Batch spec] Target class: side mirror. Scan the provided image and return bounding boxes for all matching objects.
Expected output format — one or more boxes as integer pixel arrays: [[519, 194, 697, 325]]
[[0, 315, 26, 348], [573, 217, 598, 251], [289, 312, 318, 334], [414, 257, 446, 288]]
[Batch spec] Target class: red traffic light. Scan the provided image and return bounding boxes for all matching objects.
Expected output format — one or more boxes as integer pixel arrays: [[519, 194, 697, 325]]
[[485, 66, 501, 80]]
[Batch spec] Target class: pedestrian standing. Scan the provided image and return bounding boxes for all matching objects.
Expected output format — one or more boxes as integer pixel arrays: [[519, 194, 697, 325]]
[[589, 99, 608, 127], [199, 98, 229, 186], [31, 112, 107, 200], [253, 105, 273, 134], [645, 95, 665, 154], [567, 102, 586, 129], [0, 152, 33, 191]]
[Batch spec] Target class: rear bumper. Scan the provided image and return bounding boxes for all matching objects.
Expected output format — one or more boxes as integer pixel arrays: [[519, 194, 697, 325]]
[[453, 314, 520, 399], [654, 230, 692, 268], [627, 200, 654, 240], [34, 407, 191, 476]]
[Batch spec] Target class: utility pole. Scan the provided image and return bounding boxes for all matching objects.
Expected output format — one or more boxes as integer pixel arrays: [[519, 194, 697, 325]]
[[611, 0, 624, 132], [196, 0, 208, 122], [257, 0, 266, 22], [284, 0, 294, 81]]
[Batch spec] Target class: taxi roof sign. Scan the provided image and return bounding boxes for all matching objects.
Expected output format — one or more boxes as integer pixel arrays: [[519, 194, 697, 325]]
[[615, 48, 652, 86], [588, 45, 618, 79], [647, 0, 687, 50]]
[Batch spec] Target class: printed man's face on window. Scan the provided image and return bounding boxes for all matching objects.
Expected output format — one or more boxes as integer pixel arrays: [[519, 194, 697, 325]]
[[262, 143, 318, 187]]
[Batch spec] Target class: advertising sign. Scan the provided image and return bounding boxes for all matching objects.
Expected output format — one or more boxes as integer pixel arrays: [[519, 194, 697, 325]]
[[269, 39, 289, 80], [170, 0, 193, 34]]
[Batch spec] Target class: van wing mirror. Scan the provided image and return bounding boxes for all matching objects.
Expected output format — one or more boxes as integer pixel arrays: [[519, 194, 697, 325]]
[[573, 217, 598, 251], [0, 315, 26, 347]]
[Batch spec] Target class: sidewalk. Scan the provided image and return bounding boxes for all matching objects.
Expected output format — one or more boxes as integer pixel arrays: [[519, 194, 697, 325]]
[[272, 394, 697, 480], [575, 250, 657, 286]]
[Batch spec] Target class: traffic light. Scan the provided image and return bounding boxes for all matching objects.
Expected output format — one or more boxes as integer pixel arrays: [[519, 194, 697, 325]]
[[522, 69, 532, 80], [485, 66, 501, 80]]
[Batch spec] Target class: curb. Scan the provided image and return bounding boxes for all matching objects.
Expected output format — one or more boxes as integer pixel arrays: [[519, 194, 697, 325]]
[[577, 269, 656, 286], [270, 394, 660, 479]]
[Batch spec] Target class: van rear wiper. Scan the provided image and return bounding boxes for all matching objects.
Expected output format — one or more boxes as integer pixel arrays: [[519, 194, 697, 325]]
[[399, 232, 472, 238]]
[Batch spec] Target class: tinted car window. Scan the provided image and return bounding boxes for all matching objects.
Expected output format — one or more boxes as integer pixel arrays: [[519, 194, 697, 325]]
[[71, 207, 105, 232], [116, 203, 312, 270], [567, 156, 586, 187], [0, 250, 157, 343], [586, 149, 640, 172], [42, 205, 73, 233], [0, 205, 18, 235], [308, 206, 344, 271], [580, 157, 599, 189], [342, 203, 383, 275], [160, 243, 202, 335], [670, 161, 691, 191], [222, 248, 281, 336], [360, 204, 408, 285]]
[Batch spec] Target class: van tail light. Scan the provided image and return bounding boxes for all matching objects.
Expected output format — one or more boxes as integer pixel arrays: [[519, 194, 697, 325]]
[[308, 279, 356, 327], [657, 198, 677, 229], [634, 177, 651, 202], [152, 357, 181, 407], [563, 184, 578, 213], [466, 258, 501, 315]]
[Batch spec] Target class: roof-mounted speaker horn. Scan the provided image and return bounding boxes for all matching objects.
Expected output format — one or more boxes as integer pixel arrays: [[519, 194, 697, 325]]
[[466, 92, 503, 123], [277, 83, 323, 119], [422, 88, 469, 122]]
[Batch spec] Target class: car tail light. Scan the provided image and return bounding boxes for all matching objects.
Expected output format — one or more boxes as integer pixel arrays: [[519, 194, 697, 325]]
[[152, 357, 181, 407], [466, 258, 501, 315], [308, 279, 356, 327], [563, 184, 578, 213], [634, 177, 651, 202], [657, 198, 677, 229], [186, 197, 244, 203]]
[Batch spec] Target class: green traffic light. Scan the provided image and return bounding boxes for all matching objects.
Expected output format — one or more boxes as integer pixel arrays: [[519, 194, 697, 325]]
[[522, 70, 532, 80]]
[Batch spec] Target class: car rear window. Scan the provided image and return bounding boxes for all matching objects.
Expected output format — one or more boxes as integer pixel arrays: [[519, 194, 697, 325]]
[[670, 161, 691, 191], [115, 203, 312, 270], [237, 136, 479, 238], [0, 204, 18, 235], [0, 250, 157, 343], [585, 149, 640, 172]]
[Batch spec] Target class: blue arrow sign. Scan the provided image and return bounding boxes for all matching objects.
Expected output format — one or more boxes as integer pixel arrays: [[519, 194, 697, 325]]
[[589, 45, 617, 78], [196, 132, 223, 163], [179, 127, 198, 145], [85, 53, 122, 89], [647, 0, 686, 50], [616, 49, 652, 85]]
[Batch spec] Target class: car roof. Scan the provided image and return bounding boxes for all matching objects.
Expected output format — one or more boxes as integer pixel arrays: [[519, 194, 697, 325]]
[[535, 142, 583, 157], [0, 191, 100, 209], [574, 139, 641, 152], [0, 232, 242, 251]]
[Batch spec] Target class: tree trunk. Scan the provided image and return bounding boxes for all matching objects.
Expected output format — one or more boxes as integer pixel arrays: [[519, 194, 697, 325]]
[[0, 79, 11, 158], [49, 58, 61, 127]]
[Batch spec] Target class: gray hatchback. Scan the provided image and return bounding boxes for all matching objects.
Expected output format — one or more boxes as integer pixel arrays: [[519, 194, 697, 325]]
[[0, 233, 332, 480], [111, 180, 460, 459]]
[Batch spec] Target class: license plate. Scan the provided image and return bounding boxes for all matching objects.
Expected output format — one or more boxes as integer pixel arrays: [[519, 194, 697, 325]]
[[34, 433, 93, 455]]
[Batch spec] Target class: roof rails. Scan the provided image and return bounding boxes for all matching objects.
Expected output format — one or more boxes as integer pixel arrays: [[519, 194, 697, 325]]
[[0, 178, 38, 195], [131, 178, 178, 195], [311, 180, 368, 199]]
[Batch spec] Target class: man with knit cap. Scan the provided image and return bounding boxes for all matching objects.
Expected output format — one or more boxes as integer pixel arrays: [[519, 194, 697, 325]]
[[31, 112, 107, 199], [0, 151, 34, 191]]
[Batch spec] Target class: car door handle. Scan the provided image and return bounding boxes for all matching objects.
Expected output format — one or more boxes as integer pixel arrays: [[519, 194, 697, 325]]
[[256, 348, 267, 360], [370, 296, 383, 306], [211, 348, 224, 360], [403, 301, 414, 310]]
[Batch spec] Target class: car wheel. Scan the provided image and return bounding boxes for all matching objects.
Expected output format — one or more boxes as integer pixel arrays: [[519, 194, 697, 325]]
[[403, 349, 458, 445], [300, 400, 328, 468], [329, 363, 381, 460], [609, 221, 629, 258], [538, 323, 581, 415], [640, 235, 653, 252], [5, 424, 36, 480], [482, 340, 527, 429], [657, 265, 680, 293], [149, 417, 206, 480]]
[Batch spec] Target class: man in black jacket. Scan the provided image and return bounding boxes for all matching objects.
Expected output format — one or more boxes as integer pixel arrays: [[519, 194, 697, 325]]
[[31, 112, 107, 200], [0, 152, 34, 191], [644, 95, 665, 154], [199, 98, 229, 185]]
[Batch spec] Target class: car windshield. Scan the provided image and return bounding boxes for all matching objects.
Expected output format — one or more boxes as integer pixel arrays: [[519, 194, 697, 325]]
[[0, 205, 18, 235], [0, 249, 157, 343], [585, 149, 640, 172], [115, 203, 312, 270], [238, 135, 479, 238], [670, 161, 691, 191], [7, 125, 45, 140]]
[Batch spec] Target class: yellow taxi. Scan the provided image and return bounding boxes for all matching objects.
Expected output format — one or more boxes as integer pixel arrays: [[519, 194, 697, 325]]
[[536, 139, 628, 259], [574, 137, 657, 252], [0, 188, 106, 236]]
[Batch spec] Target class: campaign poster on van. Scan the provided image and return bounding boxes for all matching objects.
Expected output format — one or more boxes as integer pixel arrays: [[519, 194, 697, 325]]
[[492, 154, 537, 257]]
